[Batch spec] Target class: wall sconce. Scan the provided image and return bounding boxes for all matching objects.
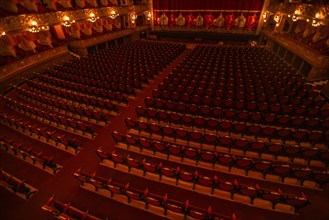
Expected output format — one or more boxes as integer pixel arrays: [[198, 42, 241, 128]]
[[1, 31, 5, 36], [146, 11, 151, 21], [274, 15, 280, 23], [312, 19, 320, 27], [263, 12, 267, 23], [315, 13, 320, 19], [292, 14, 298, 21], [63, 16, 72, 27], [109, 9, 119, 19], [29, 20, 40, 33], [89, 13, 99, 22], [40, 25, 49, 31], [131, 14, 137, 23]]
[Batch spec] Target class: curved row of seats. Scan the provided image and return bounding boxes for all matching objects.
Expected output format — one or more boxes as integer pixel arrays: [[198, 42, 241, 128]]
[[143, 98, 329, 132], [41, 195, 102, 220], [74, 169, 236, 220], [45, 69, 144, 90], [3, 97, 95, 138], [16, 87, 109, 124], [0, 113, 80, 154], [95, 149, 311, 214], [125, 118, 328, 157], [0, 170, 37, 200], [0, 136, 62, 174], [167, 46, 326, 113], [162, 72, 320, 107], [152, 87, 328, 120], [136, 106, 328, 147], [36, 72, 137, 97], [114, 129, 329, 168], [26, 80, 121, 111], [111, 131, 329, 188], [64, 41, 186, 77]]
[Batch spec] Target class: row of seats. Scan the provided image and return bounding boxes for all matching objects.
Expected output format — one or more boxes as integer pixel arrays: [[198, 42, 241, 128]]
[[152, 87, 328, 120], [168, 68, 307, 95], [114, 128, 328, 167], [41, 195, 101, 220], [161, 73, 320, 107], [26, 80, 121, 112], [179, 47, 302, 83], [45, 68, 144, 90], [136, 106, 327, 146], [0, 136, 62, 174], [167, 46, 327, 115], [143, 98, 329, 132], [36, 72, 137, 97], [111, 131, 329, 188], [0, 170, 37, 199], [162, 71, 323, 102], [16, 87, 109, 124], [4, 96, 95, 138], [43, 70, 130, 104], [64, 41, 186, 77], [73, 169, 235, 220], [57, 61, 156, 83], [95, 149, 311, 213], [36, 71, 136, 100], [125, 118, 328, 157], [0, 113, 80, 154]]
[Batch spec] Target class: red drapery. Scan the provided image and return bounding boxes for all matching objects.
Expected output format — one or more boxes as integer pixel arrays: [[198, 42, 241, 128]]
[[153, 0, 263, 30], [153, 0, 264, 11]]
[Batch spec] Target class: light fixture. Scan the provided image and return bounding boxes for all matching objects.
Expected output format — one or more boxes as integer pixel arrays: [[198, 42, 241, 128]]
[[315, 13, 320, 19], [29, 20, 40, 33], [263, 12, 267, 23], [312, 19, 320, 27], [146, 11, 151, 21], [109, 9, 119, 19], [1, 31, 5, 36], [306, 18, 310, 22], [292, 15, 298, 21], [131, 14, 137, 23], [89, 13, 99, 22], [274, 15, 280, 23], [63, 16, 72, 27]]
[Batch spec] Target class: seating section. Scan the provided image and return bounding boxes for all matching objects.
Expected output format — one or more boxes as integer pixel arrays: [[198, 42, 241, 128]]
[[0, 170, 38, 199], [110, 131, 329, 188], [0, 112, 80, 154], [95, 148, 311, 213], [3, 96, 96, 138], [1, 42, 328, 219], [125, 118, 329, 168], [73, 169, 234, 220], [0, 136, 62, 174], [90, 45, 328, 218], [41, 195, 102, 220]]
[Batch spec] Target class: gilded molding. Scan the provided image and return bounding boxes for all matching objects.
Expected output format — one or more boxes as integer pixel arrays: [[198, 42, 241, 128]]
[[263, 29, 329, 67], [0, 45, 69, 82], [0, 4, 150, 33]]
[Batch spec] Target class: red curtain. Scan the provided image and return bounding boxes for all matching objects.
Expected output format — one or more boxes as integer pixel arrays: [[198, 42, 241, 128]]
[[153, 0, 263, 11]]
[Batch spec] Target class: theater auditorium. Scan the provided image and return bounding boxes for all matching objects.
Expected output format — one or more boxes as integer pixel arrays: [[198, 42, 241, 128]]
[[0, 0, 328, 219]]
